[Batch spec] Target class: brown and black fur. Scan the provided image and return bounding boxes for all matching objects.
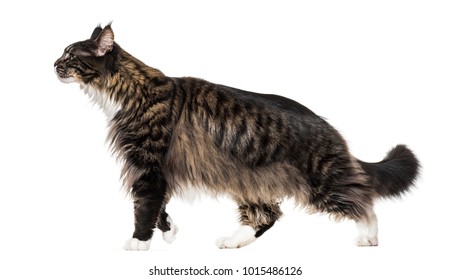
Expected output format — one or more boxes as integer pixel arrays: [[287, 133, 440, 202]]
[[54, 24, 420, 248]]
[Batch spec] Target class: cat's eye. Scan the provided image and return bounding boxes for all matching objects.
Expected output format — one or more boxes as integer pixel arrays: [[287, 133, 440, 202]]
[[65, 53, 76, 61]]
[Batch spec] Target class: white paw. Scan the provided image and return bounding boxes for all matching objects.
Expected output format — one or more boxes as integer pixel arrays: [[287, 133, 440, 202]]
[[162, 221, 179, 244], [355, 210, 378, 247], [124, 238, 151, 251], [216, 225, 257, 249], [355, 236, 378, 246]]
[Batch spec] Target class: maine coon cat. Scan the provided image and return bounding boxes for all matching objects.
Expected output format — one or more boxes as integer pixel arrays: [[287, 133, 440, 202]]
[[54, 25, 419, 250]]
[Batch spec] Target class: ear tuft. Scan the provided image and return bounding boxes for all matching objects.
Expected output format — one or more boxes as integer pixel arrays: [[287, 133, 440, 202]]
[[94, 25, 114, 57]]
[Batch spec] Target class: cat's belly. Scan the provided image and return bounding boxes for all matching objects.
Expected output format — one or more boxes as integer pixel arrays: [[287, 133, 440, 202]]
[[164, 123, 310, 204]]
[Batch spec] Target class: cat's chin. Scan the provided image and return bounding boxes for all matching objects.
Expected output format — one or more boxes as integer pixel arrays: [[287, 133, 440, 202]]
[[57, 76, 78, 84]]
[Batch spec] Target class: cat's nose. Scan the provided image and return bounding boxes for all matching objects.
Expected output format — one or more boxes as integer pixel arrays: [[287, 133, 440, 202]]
[[54, 57, 62, 67]]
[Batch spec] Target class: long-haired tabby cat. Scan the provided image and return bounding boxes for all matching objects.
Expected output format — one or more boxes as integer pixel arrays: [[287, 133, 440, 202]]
[[54, 24, 419, 250]]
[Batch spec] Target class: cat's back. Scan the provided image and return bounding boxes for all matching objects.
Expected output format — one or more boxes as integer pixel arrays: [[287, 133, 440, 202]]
[[218, 84, 317, 118], [174, 76, 319, 120]]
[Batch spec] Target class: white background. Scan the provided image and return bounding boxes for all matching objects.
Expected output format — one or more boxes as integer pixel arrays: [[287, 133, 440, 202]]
[[1, 0, 450, 279]]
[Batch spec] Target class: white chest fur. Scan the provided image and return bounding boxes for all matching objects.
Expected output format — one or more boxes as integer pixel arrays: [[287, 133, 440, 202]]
[[82, 85, 122, 121]]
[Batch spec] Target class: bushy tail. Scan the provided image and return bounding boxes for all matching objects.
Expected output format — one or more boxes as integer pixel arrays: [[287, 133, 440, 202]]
[[358, 145, 420, 199]]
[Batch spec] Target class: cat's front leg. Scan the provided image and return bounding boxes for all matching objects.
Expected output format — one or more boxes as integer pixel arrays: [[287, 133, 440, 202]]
[[124, 172, 167, 251], [157, 208, 179, 244]]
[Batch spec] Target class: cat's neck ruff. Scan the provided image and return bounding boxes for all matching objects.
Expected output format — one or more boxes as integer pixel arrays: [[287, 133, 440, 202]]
[[81, 84, 121, 121]]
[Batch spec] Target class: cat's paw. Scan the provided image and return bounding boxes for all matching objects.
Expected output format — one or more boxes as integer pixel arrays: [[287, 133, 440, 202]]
[[354, 236, 378, 246], [162, 221, 179, 244], [124, 238, 151, 251], [216, 236, 243, 249], [216, 225, 257, 249]]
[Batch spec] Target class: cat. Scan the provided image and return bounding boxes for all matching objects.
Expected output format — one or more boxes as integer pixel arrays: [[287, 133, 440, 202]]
[[54, 24, 419, 250]]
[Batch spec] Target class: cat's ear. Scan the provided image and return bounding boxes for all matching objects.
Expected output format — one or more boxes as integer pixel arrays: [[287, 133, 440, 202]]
[[93, 25, 114, 57], [90, 25, 103, 40]]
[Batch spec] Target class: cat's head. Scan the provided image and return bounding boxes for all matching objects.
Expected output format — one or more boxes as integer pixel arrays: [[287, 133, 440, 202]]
[[54, 24, 117, 86]]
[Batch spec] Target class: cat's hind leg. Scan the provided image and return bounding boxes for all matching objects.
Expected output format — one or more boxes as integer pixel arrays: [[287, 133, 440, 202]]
[[216, 202, 282, 249], [354, 207, 378, 246]]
